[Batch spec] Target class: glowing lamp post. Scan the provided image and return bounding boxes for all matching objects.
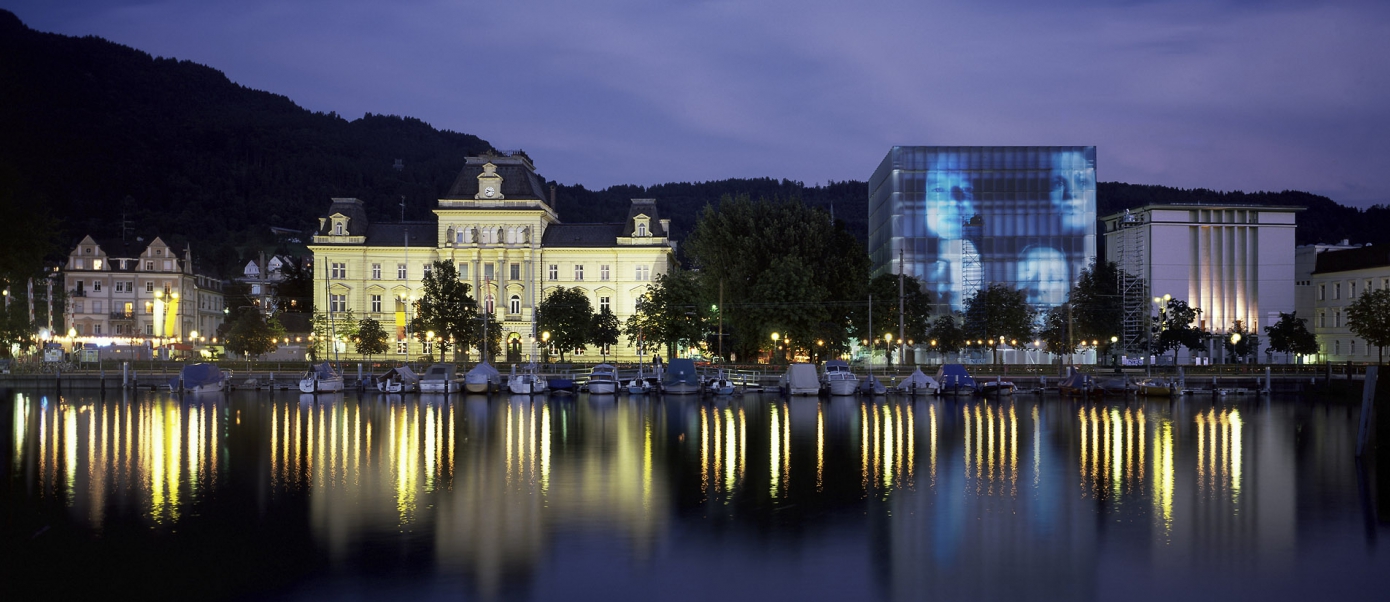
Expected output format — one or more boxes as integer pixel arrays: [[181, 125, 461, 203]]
[[770, 332, 780, 364]]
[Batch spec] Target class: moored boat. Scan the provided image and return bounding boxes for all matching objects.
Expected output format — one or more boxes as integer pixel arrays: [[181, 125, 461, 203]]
[[376, 366, 419, 393], [168, 363, 229, 393], [821, 359, 857, 396], [662, 358, 701, 395], [419, 364, 461, 393], [588, 363, 620, 395], [978, 376, 1017, 396], [858, 373, 888, 396], [508, 363, 549, 395], [705, 368, 736, 396], [299, 363, 345, 393], [1134, 378, 1176, 397], [895, 367, 939, 395], [1057, 367, 1097, 396], [934, 364, 976, 396], [783, 363, 821, 396], [626, 363, 652, 395], [465, 361, 501, 393]]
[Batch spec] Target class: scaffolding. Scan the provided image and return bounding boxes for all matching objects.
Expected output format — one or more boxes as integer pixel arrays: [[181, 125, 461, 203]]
[[1116, 210, 1149, 360]]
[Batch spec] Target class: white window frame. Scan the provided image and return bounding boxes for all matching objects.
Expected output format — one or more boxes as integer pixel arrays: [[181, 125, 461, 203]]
[[574, 265, 584, 281], [600, 265, 610, 281], [600, 296, 611, 313], [548, 264, 558, 280], [372, 263, 381, 280], [510, 295, 521, 315], [370, 294, 382, 313], [398, 263, 407, 280]]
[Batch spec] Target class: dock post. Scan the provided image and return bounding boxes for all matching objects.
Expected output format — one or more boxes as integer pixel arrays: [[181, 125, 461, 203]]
[[122, 362, 129, 389], [1264, 366, 1272, 395], [56, 368, 61, 393], [1357, 366, 1378, 456]]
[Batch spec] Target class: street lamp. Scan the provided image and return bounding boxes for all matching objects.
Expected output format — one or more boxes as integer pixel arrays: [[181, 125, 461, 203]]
[[770, 332, 780, 364]]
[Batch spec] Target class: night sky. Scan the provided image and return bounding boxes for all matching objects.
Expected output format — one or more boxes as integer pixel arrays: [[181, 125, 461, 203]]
[[7, 0, 1388, 207]]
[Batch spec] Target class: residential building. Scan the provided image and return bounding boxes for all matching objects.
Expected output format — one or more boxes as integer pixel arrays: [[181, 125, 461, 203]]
[[1101, 205, 1299, 362], [1294, 240, 1361, 320], [1309, 245, 1390, 363], [308, 151, 674, 362], [869, 146, 1097, 315], [240, 253, 305, 314], [62, 235, 226, 349]]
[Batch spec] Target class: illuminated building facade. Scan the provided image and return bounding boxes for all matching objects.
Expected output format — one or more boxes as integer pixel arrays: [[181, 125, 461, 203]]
[[869, 146, 1097, 314], [1308, 245, 1390, 362], [1101, 205, 1298, 362], [62, 235, 225, 349], [309, 151, 674, 361]]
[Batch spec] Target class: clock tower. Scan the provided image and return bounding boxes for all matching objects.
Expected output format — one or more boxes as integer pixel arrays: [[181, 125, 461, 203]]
[[475, 162, 504, 200]]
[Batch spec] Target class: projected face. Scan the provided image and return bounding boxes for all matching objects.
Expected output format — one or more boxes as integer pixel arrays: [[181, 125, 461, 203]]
[[1050, 165, 1092, 233], [1018, 246, 1069, 306], [925, 171, 975, 239]]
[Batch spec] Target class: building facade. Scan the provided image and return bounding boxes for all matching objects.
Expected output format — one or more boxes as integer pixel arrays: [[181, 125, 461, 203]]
[[308, 152, 674, 362], [62, 235, 226, 348], [1309, 245, 1390, 363], [1101, 205, 1299, 362], [869, 146, 1097, 315]]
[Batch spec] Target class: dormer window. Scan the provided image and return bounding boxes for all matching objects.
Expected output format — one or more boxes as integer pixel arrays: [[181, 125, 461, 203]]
[[638, 223, 647, 237], [334, 222, 344, 235]]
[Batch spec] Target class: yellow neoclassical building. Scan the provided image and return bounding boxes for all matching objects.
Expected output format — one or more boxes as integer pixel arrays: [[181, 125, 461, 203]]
[[308, 151, 674, 362]]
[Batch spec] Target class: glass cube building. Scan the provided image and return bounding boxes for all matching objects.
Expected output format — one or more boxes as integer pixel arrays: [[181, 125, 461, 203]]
[[869, 146, 1097, 314]]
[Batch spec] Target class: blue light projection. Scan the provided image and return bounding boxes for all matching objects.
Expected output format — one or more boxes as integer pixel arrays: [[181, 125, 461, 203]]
[[869, 146, 1097, 313]]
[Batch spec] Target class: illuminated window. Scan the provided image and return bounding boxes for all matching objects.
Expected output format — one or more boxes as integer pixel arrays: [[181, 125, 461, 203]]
[[636, 265, 650, 281], [163, 283, 171, 296], [93, 259, 102, 270], [145, 301, 154, 314]]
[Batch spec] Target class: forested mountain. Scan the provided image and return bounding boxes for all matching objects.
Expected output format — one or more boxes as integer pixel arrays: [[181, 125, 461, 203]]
[[2, 8, 1387, 281]]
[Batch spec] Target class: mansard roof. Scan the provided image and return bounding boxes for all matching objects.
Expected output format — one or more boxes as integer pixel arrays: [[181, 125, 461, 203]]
[[540, 223, 625, 247], [1312, 245, 1390, 275], [316, 198, 369, 236], [443, 152, 549, 200], [622, 198, 667, 238], [361, 222, 439, 247]]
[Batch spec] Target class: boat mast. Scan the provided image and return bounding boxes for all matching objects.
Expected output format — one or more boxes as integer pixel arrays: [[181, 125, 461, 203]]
[[899, 249, 905, 368]]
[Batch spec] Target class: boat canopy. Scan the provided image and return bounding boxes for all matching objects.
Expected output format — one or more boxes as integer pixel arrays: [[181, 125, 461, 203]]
[[379, 366, 418, 382], [1058, 367, 1094, 390], [170, 363, 223, 389], [823, 359, 851, 374], [664, 358, 700, 385], [422, 364, 457, 381], [934, 364, 976, 388], [785, 363, 820, 391], [310, 362, 339, 379], [467, 362, 499, 379], [897, 367, 937, 390], [591, 364, 618, 378]]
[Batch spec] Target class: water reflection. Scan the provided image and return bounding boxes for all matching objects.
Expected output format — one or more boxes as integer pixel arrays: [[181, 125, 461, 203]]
[[3, 391, 1384, 600]]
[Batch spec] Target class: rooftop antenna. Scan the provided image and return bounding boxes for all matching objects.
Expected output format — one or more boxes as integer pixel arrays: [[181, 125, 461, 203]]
[[400, 196, 406, 222]]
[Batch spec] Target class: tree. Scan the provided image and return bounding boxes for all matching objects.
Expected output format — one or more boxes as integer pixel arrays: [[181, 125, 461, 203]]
[[853, 273, 933, 366], [538, 287, 593, 362], [1152, 299, 1206, 362], [685, 194, 868, 362], [1069, 261, 1124, 346], [622, 268, 708, 359], [1347, 288, 1390, 364], [356, 317, 389, 361], [225, 310, 282, 359], [589, 306, 621, 362], [1037, 303, 1074, 361], [962, 284, 1035, 364], [1222, 319, 1259, 364], [926, 315, 968, 359], [466, 314, 504, 363], [411, 260, 476, 361], [311, 309, 357, 361], [1263, 311, 1319, 363], [272, 258, 313, 313]]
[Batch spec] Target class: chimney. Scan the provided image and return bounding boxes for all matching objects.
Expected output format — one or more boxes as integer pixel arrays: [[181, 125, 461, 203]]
[[549, 185, 557, 209], [659, 219, 671, 236]]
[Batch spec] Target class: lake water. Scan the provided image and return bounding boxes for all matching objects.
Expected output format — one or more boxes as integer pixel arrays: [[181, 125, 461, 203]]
[[3, 388, 1388, 601]]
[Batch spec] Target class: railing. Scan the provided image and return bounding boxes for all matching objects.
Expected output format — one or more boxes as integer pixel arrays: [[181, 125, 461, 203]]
[[110, 311, 135, 320]]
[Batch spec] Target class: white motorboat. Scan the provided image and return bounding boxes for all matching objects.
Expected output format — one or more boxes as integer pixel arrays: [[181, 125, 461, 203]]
[[705, 368, 736, 396], [820, 359, 857, 396], [419, 364, 461, 393], [626, 362, 652, 394], [588, 363, 620, 395], [509, 363, 549, 395], [376, 365, 419, 393], [168, 363, 229, 393], [977, 377, 1017, 396], [299, 362, 345, 393], [465, 361, 501, 393]]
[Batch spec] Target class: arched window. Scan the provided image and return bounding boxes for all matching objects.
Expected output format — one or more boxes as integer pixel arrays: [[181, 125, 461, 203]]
[[637, 223, 647, 236], [334, 222, 344, 235], [510, 295, 521, 315]]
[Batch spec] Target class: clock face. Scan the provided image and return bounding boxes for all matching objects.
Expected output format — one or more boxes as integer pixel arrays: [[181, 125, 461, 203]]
[[484, 186, 496, 198]]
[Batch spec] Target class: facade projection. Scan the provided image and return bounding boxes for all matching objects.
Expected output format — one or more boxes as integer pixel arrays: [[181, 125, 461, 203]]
[[868, 146, 1097, 314]]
